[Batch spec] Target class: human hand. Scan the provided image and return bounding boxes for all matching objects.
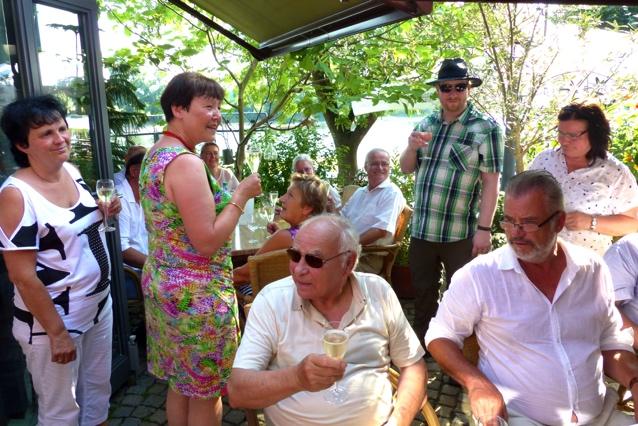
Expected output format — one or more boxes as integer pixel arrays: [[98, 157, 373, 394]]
[[236, 173, 262, 200], [468, 382, 507, 425], [294, 353, 346, 392], [326, 196, 337, 213], [408, 131, 432, 152], [97, 194, 122, 217], [564, 211, 592, 231], [266, 221, 280, 235], [472, 230, 492, 257], [49, 331, 77, 364]]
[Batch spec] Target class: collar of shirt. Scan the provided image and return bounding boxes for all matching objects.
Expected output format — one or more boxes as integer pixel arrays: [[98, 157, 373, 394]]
[[291, 273, 367, 328], [366, 177, 392, 192], [118, 178, 137, 205]]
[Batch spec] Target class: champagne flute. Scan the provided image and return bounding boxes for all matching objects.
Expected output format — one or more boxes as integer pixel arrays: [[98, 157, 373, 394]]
[[268, 191, 278, 219], [476, 416, 508, 426], [96, 179, 116, 232], [246, 145, 261, 174], [322, 322, 348, 404]]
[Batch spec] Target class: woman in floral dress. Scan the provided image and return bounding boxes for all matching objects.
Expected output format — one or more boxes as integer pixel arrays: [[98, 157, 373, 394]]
[[140, 72, 261, 425]]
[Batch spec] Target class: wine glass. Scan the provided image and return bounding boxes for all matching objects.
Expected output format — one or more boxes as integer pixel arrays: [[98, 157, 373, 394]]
[[268, 191, 278, 219], [96, 179, 116, 232], [476, 416, 508, 426], [322, 322, 348, 404], [246, 145, 261, 174]]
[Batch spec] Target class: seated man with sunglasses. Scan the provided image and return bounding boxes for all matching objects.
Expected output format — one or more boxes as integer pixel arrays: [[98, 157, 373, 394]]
[[228, 214, 426, 426], [400, 57, 504, 346], [425, 170, 638, 426]]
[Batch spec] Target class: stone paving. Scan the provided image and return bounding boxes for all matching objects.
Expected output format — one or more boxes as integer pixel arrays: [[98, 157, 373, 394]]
[[107, 298, 473, 426]]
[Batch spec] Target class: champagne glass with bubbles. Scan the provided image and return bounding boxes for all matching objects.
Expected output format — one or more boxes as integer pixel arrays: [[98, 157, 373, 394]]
[[96, 179, 116, 232], [323, 321, 348, 404], [246, 144, 261, 175]]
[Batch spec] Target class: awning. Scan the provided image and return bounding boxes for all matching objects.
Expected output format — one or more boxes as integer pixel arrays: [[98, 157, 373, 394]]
[[167, 0, 635, 60]]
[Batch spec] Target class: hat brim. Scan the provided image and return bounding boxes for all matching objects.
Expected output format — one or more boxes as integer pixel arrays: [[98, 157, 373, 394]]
[[427, 77, 482, 87]]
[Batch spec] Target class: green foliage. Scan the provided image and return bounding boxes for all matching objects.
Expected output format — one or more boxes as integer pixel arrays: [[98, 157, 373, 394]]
[[606, 82, 638, 180], [254, 126, 337, 196]]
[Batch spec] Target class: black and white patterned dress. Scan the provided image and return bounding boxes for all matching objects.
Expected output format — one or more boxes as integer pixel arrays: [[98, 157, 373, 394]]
[[0, 162, 112, 344]]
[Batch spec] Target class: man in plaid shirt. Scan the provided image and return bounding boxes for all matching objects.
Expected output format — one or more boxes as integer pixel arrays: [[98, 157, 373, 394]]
[[400, 58, 504, 344]]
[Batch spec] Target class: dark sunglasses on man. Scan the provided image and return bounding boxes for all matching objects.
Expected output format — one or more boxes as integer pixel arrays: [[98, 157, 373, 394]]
[[438, 83, 469, 93], [287, 248, 350, 269]]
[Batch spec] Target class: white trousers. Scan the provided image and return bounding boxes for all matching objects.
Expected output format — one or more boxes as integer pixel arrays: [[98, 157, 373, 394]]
[[18, 309, 113, 426]]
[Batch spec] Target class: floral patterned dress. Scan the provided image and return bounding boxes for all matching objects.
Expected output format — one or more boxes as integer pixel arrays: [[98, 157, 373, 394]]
[[139, 146, 238, 399]]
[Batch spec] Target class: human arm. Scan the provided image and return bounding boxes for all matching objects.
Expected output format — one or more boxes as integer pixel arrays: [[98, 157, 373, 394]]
[[233, 229, 293, 285], [472, 172, 500, 257], [0, 187, 75, 364], [359, 228, 390, 246], [616, 306, 638, 350], [428, 338, 507, 421], [602, 349, 638, 421], [164, 154, 261, 257], [122, 248, 147, 269], [386, 359, 427, 426], [564, 208, 638, 236], [400, 131, 431, 174], [228, 354, 346, 409]]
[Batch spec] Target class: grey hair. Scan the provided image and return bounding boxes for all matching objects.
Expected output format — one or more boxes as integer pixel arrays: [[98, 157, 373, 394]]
[[300, 214, 361, 265], [365, 148, 390, 166], [291, 153, 315, 172], [506, 170, 564, 212]]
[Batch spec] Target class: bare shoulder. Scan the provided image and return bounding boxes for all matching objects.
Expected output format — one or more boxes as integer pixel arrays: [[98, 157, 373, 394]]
[[0, 185, 25, 235]]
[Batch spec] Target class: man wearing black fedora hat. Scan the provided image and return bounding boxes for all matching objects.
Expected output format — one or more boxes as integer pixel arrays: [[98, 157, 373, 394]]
[[400, 58, 504, 344]]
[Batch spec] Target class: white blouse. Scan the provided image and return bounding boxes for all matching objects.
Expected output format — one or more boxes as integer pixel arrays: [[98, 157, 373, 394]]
[[530, 148, 638, 255]]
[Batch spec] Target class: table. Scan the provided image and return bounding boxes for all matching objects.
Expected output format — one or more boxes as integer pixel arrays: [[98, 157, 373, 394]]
[[231, 224, 268, 266]]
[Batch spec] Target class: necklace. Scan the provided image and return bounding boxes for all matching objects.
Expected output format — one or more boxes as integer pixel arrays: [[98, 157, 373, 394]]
[[163, 130, 193, 152]]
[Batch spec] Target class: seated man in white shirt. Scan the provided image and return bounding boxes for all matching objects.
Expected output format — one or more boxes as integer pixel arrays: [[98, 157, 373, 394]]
[[228, 214, 426, 426], [604, 233, 638, 350], [116, 152, 148, 299], [113, 145, 146, 187], [341, 148, 405, 274], [425, 170, 638, 426]]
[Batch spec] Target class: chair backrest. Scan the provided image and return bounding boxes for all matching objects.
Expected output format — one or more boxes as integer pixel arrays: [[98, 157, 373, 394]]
[[463, 333, 480, 366], [247, 248, 291, 296], [393, 204, 413, 244], [341, 185, 360, 205]]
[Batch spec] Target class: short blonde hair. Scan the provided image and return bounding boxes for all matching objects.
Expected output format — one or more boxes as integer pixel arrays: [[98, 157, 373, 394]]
[[290, 173, 327, 215]]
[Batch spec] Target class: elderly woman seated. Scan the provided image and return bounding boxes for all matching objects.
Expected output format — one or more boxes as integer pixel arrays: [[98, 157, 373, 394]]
[[233, 173, 327, 288]]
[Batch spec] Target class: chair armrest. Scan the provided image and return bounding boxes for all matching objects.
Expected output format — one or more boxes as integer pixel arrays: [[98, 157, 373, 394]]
[[361, 243, 400, 254]]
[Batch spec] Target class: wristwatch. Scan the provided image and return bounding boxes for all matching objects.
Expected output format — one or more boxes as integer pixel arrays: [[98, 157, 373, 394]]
[[590, 215, 598, 231]]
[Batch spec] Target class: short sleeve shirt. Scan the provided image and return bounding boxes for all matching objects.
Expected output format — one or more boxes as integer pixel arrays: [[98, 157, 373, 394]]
[[530, 148, 638, 255], [412, 103, 504, 242], [604, 233, 638, 325], [0, 163, 112, 344], [233, 272, 424, 426]]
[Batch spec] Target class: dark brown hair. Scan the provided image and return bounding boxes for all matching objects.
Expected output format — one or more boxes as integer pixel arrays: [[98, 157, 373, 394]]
[[160, 72, 224, 122], [558, 102, 610, 163]]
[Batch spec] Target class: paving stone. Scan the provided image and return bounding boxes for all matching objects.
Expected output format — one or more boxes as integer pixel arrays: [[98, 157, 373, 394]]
[[141, 421, 159, 426], [438, 394, 458, 407], [143, 394, 165, 409], [441, 384, 461, 396], [125, 384, 146, 395], [131, 405, 155, 419], [148, 410, 167, 424], [111, 406, 135, 418], [224, 408, 247, 424], [121, 418, 142, 426], [122, 394, 144, 406], [109, 419, 123, 426], [148, 383, 166, 395], [438, 406, 453, 419]]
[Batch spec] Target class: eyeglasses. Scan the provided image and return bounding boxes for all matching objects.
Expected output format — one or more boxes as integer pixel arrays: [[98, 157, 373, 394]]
[[367, 161, 390, 168], [500, 211, 560, 233], [557, 129, 588, 140], [438, 83, 468, 93], [287, 248, 350, 268]]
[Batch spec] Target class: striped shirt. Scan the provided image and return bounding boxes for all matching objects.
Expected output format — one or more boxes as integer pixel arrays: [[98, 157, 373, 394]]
[[411, 103, 504, 242]]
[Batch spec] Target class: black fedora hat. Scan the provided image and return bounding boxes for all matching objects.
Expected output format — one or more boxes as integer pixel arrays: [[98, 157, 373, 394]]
[[427, 58, 482, 87]]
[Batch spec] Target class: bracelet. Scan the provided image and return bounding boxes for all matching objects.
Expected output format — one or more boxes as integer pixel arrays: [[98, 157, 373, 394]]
[[590, 215, 598, 231], [477, 225, 492, 232], [629, 376, 638, 390], [228, 202, 245, 214]]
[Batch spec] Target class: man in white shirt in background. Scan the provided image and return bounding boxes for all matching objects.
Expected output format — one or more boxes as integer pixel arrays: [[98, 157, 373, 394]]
[[292, 154, 341, 212], [604, 233, 638, 349], [113, 145, 146, 187], [341, 148, 405, 274], [425, 169, 638, 425], [228, 214, 425, 426], [116, 151, 148, 299]]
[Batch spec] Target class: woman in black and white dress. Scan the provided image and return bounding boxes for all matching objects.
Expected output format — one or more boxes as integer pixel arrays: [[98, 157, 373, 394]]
[[0, 95, 120, 425]]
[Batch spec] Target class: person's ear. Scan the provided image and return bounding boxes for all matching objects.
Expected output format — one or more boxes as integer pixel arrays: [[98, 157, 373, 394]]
[[171, 104, 187, 119]]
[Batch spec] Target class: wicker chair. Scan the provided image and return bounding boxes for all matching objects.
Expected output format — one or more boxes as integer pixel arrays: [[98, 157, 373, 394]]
[[360, 204, 413, 283], [388, 367, 440, 425], [247, 248, 291, 296]]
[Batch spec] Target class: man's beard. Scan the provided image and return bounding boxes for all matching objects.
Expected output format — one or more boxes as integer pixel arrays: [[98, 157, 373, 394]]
[[509, 233, 558, 263]]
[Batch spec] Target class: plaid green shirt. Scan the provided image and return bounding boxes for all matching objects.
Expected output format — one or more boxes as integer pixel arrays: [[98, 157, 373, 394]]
[[411, 103, 504, 242]]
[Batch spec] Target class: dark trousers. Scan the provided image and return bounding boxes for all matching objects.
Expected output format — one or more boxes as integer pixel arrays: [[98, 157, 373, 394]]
[[409, 237, 473, 345]]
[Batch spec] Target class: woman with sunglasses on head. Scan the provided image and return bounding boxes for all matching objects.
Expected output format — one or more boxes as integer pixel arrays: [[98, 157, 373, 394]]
[[140, 72, 261, 425], [529, 102, 638, 255], [233, 173, 327, 289], [200, 141, 239, 192]]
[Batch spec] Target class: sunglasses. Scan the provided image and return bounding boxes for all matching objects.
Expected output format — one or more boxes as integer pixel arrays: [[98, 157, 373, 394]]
[[286, 248, 350, 268], [438, 83, 469, 93]]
